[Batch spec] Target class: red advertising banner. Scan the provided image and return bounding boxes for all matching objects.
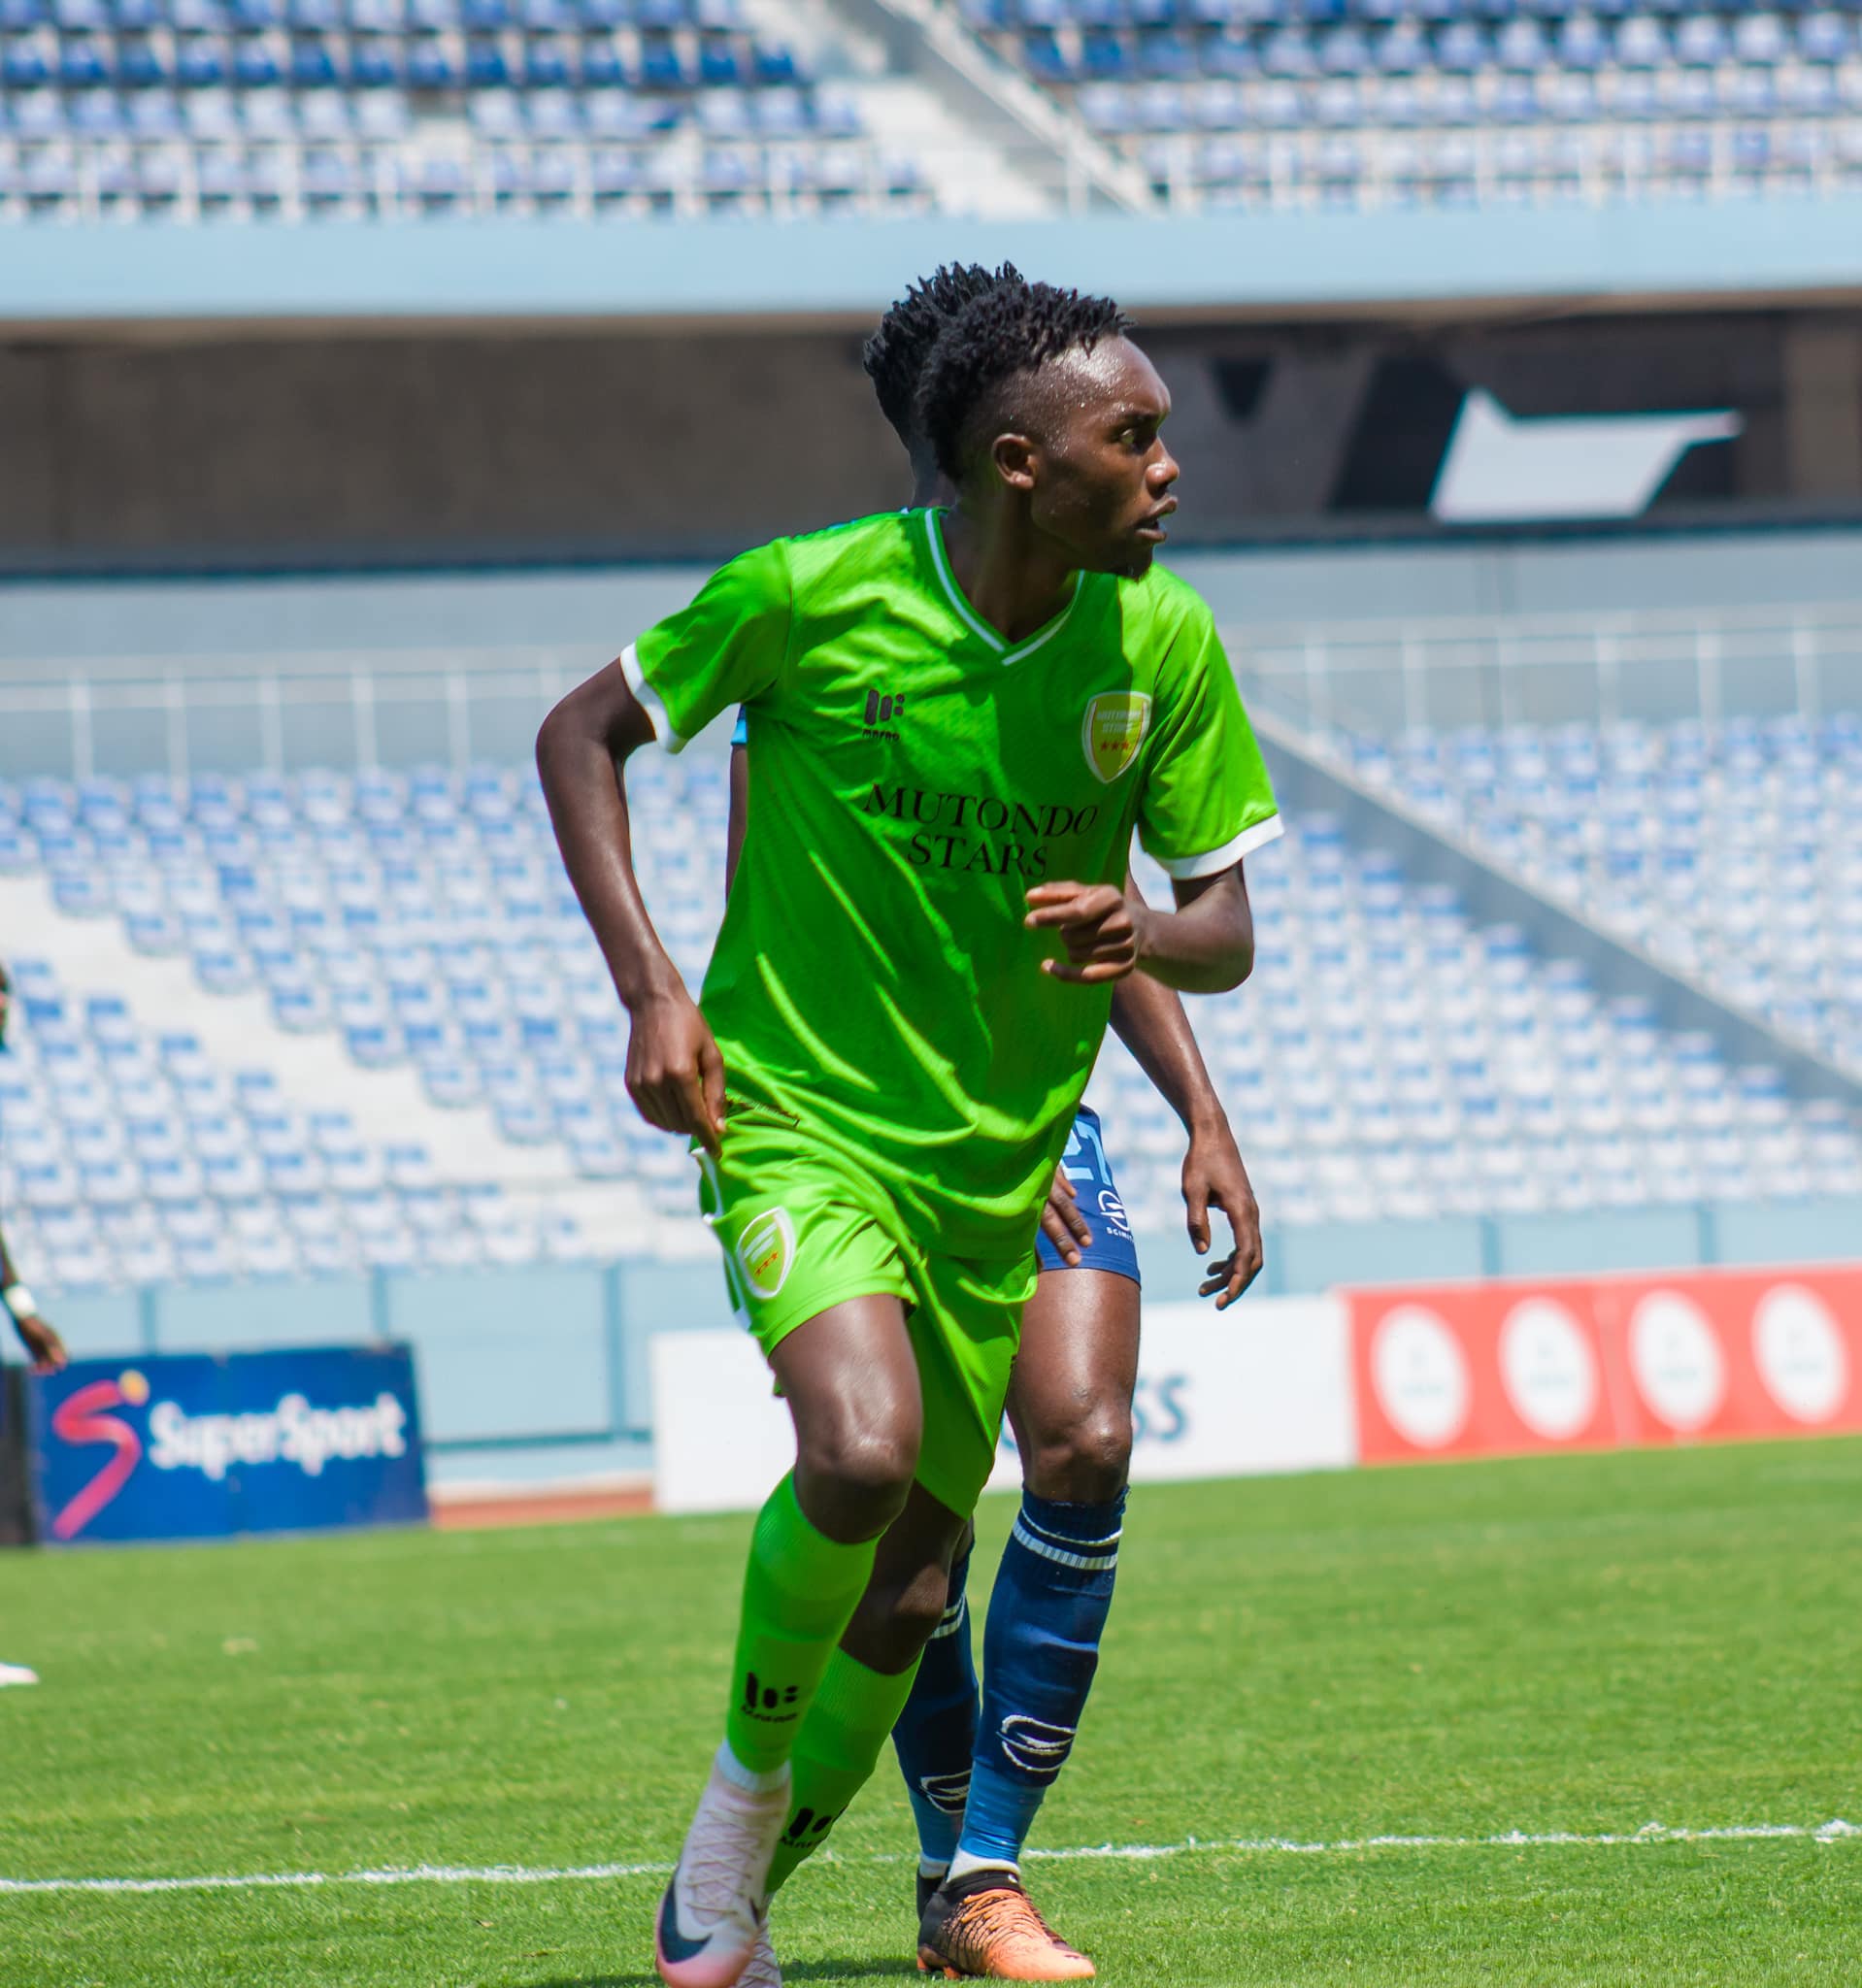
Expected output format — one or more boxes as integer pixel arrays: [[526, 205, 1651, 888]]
[[1347, 1265, 1862, 1465]]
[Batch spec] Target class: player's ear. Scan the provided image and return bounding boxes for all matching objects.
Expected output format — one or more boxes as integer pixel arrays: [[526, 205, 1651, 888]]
[[991, 432, 1038, 493]]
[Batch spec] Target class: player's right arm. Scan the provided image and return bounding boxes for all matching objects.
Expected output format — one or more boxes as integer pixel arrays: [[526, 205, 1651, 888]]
[[537, 662, 726, 1153], [539, 545, 792, 1153]]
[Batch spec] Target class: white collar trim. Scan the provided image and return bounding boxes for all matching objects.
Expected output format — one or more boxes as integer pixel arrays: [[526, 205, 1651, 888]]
[[922, 510, 1083, 668]]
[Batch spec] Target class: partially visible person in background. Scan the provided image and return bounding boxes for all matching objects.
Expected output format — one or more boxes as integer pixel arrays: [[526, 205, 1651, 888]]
[[0, 956, 69, 1689]]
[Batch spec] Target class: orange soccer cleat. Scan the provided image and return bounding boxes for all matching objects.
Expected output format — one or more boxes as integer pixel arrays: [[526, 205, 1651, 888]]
[[915, 1869, 1095, 1981]]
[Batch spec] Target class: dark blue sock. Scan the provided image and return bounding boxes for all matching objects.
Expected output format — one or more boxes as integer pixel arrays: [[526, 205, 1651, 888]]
[[890, 1536, 978, 1868], [957, 1490, 1126, 1872]]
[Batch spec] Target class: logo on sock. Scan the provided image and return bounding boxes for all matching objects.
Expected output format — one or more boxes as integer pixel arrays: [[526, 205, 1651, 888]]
[[998, 1715, 1077, 1782], [742, 1670, 802, 1723], [781, 1803, 846, 1848], [919, 1769, 973, 1817], [735, 1207, 797, 1301]]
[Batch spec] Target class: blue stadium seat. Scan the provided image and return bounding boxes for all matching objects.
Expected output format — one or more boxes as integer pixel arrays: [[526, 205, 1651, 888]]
[[1733, 12, 1789, 63], [1552, 13, 1606, 65], [1435, 20, 1488, 70], [1613, 15, 1669, 67], [1494, 17, 1546, 66]]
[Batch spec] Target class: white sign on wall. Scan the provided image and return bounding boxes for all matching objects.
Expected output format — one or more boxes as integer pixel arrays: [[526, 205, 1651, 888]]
[[649, 1295, 1354, 1517]]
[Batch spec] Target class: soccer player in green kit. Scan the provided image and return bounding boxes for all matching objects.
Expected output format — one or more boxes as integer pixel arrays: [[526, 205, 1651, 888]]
[[725, 265, 1270, 1983], [536, 278, 1280, 1988]]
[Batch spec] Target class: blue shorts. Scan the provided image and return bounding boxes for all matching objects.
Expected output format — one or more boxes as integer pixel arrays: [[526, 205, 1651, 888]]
[[1034, 1106, 1141, 1284], [731, 708, 748, 748]]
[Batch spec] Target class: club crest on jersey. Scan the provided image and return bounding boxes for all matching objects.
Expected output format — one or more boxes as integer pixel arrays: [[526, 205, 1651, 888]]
[[1081, 692, 1151, 784], [736, 1207, 796, 1301]]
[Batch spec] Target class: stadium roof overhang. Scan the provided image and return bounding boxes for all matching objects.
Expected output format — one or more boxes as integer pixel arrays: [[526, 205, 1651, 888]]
[[5, 203, 1862, 342]]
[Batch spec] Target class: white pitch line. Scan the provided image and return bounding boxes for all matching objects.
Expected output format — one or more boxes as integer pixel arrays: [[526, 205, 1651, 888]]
[[2, 1821, 1855, 1897]]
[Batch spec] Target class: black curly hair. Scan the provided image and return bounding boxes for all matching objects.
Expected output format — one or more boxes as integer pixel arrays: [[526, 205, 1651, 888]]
[[862, 265, 1026, 484], [915, 281, 1131, 485]]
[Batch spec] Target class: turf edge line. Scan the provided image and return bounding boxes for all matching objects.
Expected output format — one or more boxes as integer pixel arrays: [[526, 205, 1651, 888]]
[[3, 1820, 1856, 1895]]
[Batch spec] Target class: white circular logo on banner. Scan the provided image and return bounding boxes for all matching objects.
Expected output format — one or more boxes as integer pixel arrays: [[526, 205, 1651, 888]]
[[1751, 1284, 1847, 1425], [1371, 1306, 1471, 1449], [1628, 1291, 1725, 1432], [1498, 1298, 1598, 1441]]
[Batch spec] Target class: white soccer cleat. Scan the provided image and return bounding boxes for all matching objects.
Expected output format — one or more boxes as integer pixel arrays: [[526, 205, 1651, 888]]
[[739, 1928, 782, 1988], [0, 1662, 40, 1689], [654, 1748, 790, 1988]]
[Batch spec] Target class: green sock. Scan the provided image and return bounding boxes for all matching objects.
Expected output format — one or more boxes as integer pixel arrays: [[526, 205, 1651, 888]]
[[723, 1474, 879, 1777], [766, 1646, 922, 1895]]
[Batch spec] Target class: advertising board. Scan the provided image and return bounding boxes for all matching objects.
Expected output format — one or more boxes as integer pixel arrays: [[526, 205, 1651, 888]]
[[1348, 1267, 1862, 1465], [651, 1297, 1353, 1516], [25, 1344, 429, 1546]]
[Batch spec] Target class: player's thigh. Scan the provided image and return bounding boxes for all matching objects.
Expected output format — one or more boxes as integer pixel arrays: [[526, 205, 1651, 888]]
[[1007, 1267, 1142, 1491], [773, 1292, 925, 1494], [908, 1250, 1032, 1523], [698, 1108, 923, 1522]]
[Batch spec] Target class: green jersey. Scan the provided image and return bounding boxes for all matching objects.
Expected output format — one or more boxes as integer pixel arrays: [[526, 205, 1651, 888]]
[[627, 508, 1280, 1255]]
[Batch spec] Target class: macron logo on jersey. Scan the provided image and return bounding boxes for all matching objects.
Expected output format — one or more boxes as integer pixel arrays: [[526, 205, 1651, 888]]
[[862, 688, 906, 742]]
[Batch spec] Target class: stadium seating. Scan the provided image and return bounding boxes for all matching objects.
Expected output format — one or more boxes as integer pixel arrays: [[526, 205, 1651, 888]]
[[8, 0, 1861, 215], [961, 0, 1862, 208], [0, 0, 927, 219], [0, 952, 587, 1292], [1327, 711, 1862, 1081], [5, 734, 1858, 1296]]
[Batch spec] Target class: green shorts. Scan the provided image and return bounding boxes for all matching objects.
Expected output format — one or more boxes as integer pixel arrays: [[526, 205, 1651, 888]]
[[695, 1104, 1033, 1519]]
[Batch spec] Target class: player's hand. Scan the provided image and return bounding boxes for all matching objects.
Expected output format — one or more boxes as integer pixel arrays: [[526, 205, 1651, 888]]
[[1024, 882, 1147, 984], [625, 988, 727, 1156], [12, 1310, 67, 1375], [1038, 1164, 1093, 1269], [1184, 1117, 1263, 1310]]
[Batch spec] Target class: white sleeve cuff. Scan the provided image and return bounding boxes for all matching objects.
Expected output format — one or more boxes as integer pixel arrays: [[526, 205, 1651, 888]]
[[1152, 812, 1284, 880], [619, 644, 687, 754]]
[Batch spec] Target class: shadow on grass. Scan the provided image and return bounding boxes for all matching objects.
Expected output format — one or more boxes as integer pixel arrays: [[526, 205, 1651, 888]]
[[535, 1964, 919, 1986]]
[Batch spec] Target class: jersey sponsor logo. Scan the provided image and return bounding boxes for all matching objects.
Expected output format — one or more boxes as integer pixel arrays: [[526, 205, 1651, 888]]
[[857, 783, 1101, 879], [736, 1207, 797, 1301], [1081, 691, 1151, 784]]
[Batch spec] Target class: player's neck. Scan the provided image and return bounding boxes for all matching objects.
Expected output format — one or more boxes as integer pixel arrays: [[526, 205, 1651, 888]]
[[937, 507, 1078, 647]]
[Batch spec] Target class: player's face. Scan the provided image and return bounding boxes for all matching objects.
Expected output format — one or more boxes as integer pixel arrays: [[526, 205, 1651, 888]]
[[1028, 337, 1179, 580]]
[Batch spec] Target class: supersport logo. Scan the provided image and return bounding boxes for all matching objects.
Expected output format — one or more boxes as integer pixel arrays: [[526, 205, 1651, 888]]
[[49, 1371, 150, 1541]]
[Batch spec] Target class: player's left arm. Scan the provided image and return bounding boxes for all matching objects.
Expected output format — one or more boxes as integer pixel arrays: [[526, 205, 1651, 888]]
[[1024, 862, 1252, 993], [1109, 876, 1264, 1305]]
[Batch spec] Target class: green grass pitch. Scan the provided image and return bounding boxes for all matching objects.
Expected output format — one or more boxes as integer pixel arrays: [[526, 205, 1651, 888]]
[[3, 1437, 1859, 1986]]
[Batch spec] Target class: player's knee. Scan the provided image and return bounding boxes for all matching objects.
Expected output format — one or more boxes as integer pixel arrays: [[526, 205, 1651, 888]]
[[1025, 1401, 1132, 1505], [797, 1425, 918, 1533]]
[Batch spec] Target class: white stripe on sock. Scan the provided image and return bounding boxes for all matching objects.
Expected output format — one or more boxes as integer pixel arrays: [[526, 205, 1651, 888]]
[[1011, 1518, 1120, 1574]]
